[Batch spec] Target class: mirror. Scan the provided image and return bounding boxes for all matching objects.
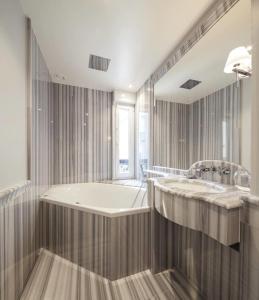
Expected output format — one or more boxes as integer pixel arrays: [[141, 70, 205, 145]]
[[154, 0, 251, 172]]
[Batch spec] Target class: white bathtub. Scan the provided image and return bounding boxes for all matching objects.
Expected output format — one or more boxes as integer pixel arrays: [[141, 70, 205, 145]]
[[41, 182, 149, 217]]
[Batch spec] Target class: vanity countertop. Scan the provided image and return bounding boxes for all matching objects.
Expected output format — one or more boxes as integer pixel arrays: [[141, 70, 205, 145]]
[[241, 193, 259, 206], [148, 176, 246, 246], [151, 176, 249, 210]]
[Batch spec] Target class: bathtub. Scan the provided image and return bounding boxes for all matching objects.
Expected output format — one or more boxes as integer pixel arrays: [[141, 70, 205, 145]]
[[41, 182, 149, 217], [40, 182, 151, 280]]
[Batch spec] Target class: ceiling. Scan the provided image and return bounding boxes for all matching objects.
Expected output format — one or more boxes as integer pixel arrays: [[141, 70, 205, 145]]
[[20, 0, 215, 92], [155, 0, 251, 104]]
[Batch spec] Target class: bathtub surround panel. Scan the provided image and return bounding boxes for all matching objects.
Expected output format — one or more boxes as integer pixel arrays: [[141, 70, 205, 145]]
[[0, 182, 40, 300], [41, 202, 150, 280], [53, 83, 112, 184]]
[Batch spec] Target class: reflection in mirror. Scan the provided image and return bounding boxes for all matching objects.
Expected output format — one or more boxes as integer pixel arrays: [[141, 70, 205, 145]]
[[154, 0, 251, 172]]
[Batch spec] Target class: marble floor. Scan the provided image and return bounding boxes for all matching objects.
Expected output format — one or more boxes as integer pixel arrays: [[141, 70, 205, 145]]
[[20, 250, 200, 300]]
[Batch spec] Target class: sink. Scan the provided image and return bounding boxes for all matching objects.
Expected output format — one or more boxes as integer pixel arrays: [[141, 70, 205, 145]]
[[157, 178, 225, 194], [150, 178, 241, 246]]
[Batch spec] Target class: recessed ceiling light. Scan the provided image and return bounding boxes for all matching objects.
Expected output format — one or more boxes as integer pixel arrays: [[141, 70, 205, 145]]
[[128, 84, 133, 89]]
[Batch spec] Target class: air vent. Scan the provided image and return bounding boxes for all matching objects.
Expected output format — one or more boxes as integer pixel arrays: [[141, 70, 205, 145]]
[[180, 79, 201, 90], [88, 54, 111, 72]]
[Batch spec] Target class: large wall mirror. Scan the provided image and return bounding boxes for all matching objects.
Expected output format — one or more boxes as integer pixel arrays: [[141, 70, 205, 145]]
[[153, 0, 251, 172]]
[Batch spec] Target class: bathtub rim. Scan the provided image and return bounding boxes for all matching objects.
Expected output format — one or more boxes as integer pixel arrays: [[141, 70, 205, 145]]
[[40, 197, 150, 218], [40, 182, 149, 217]]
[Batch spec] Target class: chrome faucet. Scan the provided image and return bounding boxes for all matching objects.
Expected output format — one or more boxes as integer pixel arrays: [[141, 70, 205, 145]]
[[190, 165, 231, 178], [218, 166, 231, 175]]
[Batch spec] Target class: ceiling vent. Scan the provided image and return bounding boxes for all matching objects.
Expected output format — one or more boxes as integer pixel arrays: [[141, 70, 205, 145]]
[[180, 79, 201, 90], [88, 54, 111, 72]]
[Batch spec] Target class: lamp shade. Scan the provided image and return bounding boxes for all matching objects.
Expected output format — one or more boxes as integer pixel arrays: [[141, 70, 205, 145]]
[[224, 46, 251, 74]]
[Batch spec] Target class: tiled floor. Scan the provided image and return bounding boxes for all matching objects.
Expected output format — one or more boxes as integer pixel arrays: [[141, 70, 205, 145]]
[[21, 250, 198, 300]]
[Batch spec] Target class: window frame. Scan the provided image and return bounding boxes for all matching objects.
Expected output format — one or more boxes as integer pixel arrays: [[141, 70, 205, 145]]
[[114, 104, 135, 179]]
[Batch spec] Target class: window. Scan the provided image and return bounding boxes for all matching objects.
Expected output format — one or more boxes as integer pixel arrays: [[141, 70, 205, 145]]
[[115, 105, 134, 178]]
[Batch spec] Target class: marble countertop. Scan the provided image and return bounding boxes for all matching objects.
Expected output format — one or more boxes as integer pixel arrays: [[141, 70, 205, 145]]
[[241, 193, 259, 206], [150, 176, 249, 210]]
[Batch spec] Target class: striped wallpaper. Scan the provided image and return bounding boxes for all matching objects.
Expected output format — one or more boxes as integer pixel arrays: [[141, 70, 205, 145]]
[[53, 83, 112, 184]]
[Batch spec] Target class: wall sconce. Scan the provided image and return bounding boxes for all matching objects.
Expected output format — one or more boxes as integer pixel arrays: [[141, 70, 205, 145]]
[[224, 46, 252, 79]]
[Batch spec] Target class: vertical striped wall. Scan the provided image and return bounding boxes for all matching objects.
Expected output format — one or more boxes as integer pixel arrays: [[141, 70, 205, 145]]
[[189, 83, 241, 165], [149, 180, 241, 299], [53, 83, 112, 184], [149, 180, 259, 299], [153, 101, 189, 170], [0, 183, 41, 300], [152, 210, 241, 299], [153, 82, 241, 170], [41, 202, 150, 280]]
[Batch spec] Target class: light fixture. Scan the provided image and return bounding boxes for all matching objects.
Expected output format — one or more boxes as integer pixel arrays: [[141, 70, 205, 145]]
[[224, 46, 252, 78], [128, 84, 133, 89]]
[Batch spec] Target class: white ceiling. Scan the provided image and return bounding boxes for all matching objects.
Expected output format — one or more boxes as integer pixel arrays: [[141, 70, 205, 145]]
[[155, 0, 251, 104], [20, 0, 215, 92]]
